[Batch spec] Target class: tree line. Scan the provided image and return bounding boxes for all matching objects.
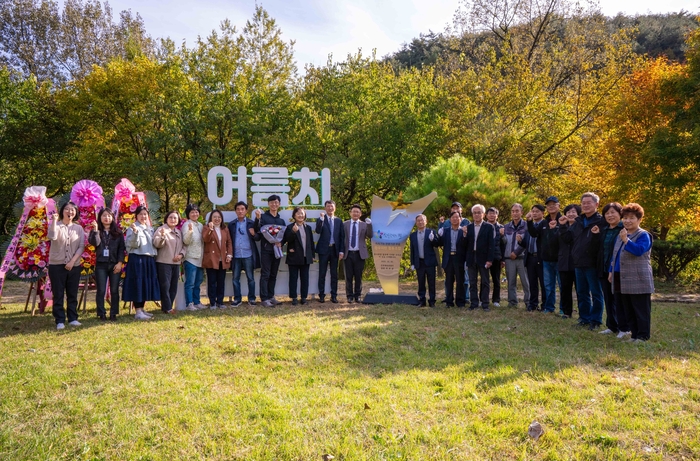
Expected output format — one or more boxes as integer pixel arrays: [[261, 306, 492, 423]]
[[1, 0, 699, 279]]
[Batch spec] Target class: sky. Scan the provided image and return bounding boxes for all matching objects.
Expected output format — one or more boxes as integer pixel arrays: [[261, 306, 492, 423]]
[[97, 0, 700, 68]]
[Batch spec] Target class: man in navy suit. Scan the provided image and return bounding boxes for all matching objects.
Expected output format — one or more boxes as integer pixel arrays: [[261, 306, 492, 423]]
[[315, 200, 346, 303], [228, 201, 261, 307], [436, 211, 468, 307], [465, 204, 495, 311], [409, 214, 439, 307]]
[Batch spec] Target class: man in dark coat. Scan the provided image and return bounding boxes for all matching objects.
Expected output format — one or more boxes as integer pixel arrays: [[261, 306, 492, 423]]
[[465, 205, 495, 310], [561, 192, 605, 329], [409, 214, 439, 307], [315, 200, 345, 303]]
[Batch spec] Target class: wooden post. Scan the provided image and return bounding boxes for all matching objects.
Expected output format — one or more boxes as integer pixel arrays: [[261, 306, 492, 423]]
[[23, 281, 35, 313]]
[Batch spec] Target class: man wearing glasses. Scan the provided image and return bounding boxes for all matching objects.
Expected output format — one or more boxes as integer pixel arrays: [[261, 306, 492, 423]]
[[228, 201, 260, 307]]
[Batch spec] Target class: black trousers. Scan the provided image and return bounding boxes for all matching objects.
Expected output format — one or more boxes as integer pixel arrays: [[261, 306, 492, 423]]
[[94, 262, 120, 317], [559, 270, 576, 317], [526, 255, 545, 310], [444, 255, 466, 307], [468, 262, 491, 309], [157, 262, 179, 312], [621, 292, 651, 340], [601, 274, 630, 332], [289, 264, 310, 300], [206, 263, 227, 306], [260, 250, 281, 301], [344, 251, 364, 300], [416, 259, 436, 304], [489, 259, 502, 303], [49, 264, 82, 324], [317, 250, 339, 297]]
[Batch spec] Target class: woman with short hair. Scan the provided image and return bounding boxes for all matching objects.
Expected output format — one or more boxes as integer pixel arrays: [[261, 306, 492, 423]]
[[181, 204, 206, 311], [153, 210, 185, 314], [595, 202, 630, 338], [609, 203, 654, 342]]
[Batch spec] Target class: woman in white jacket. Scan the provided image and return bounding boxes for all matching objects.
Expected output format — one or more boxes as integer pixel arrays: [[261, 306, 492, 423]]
[[181, 204, 206, 310]]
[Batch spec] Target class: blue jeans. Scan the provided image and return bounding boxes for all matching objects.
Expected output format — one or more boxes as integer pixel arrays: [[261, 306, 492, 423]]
[[542, 261, 559, 312], [463, 270, 470, 301], [574, 267, 604, 325], [232, 256, 256, 303], [183, 261, 204, 306]]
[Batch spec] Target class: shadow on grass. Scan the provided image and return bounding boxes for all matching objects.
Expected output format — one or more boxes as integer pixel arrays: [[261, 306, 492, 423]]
[[2, 295, 699, 384]]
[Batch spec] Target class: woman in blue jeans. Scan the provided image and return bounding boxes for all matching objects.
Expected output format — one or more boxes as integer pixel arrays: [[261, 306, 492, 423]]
[[181, 204, 206, 311], [88, 208, 125, 321]]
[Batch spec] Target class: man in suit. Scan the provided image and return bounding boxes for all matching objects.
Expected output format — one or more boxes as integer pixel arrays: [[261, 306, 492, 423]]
[[409, 214, 439, 307], [522, 204, 547, 311], [486, 207, 505, 307], [343, 204, 372, 303], [465, 204, 495, 311], [439, 201, 471, 303], [436, 211, 468, 307], [228, 201, 260, 307], [315, 200, 345, 303]]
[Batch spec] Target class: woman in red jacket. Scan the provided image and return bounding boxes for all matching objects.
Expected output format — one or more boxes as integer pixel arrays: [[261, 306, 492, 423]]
[[202, 210, 232, 309]]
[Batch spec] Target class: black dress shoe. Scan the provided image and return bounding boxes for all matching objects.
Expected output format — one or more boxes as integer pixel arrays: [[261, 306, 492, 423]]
[[319, 295, 325, 303], [331, 297, 338, 303], [445, 303, 454, 308], [109, 315, 117, 322], [347, 297, 354, 303], [292, 298, 298, 306], [98, 314, 107, 321], [419, 300, 427, 307], [429, 301, 436, 308], [300, 299, 307, 305]]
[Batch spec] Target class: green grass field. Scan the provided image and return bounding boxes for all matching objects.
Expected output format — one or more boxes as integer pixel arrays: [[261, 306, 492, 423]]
[[1, 281, 699, 460]]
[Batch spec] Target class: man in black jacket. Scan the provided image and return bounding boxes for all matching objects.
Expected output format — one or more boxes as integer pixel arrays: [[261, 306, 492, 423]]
[[409, 214, 439, 307], [526, 197, 562, 313], [561, 192, 605, 329], [315, 200, 345, 303], [486, 207, 505, 307], [254, 194, 286, 307], [465, 205, 495, 310], [436, 211, 467, 308]]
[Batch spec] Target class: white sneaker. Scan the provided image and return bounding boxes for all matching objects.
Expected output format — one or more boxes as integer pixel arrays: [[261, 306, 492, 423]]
[[493, 302, 501, 307], [56, 323, 65, 330], [134, 311, 151, 320], [269, 298, 280, 305], [617, 331, 631, 339], [262, 300, 274, 307], [195, 303, 208, 310], [142, 311, 154, 317], [68, 320, 82, 327], [217, 304, 228, 309], [599, 329, 614, 335], [209, 304, 217, 310], [185, 303, 198, 311]]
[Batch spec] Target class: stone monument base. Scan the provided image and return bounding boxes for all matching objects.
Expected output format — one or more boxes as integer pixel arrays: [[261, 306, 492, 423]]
[[362, 293, 420, 305]]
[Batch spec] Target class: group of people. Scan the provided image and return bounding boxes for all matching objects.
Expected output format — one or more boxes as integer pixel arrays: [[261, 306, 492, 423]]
[[408, 194, 654, 342], [46, 195, 374, 329], [46, 191, 654, 342]]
